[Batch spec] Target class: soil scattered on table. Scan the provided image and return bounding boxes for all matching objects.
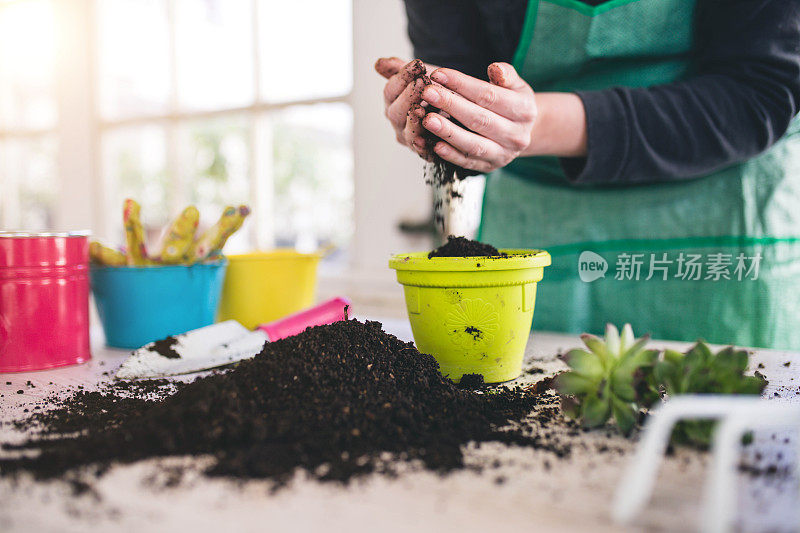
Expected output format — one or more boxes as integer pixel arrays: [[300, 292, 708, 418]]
[[1, 319, 568, 488], [11, 378, 176, 436], [428, 236, 508, 258]]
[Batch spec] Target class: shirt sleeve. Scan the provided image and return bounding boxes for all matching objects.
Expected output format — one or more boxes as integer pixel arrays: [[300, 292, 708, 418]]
[[403, 0, 491, 81], [561, 0, 800, 185]]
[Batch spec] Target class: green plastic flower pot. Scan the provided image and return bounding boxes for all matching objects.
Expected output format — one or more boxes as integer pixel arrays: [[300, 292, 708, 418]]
[[389, 250, 551, 383]]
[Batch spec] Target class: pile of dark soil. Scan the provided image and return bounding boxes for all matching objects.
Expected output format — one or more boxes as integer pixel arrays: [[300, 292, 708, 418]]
[[1, 319, 553, 487], [428, 236, 507, 258]]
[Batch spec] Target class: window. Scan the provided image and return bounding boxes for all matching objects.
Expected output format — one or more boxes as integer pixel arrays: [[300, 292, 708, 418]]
[[1, 0, 354, 259], [0, 0, 58, 231], [1, 0, 430, 300], [98, 0, 354, 255]]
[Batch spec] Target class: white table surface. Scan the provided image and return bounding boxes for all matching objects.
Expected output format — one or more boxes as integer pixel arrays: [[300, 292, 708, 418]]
[[1, 317, 798, 533]]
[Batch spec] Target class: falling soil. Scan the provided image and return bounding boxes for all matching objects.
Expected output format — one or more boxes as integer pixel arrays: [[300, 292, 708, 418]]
[[405, 59, 478, 230], [428, 236, 508, 258], [406, 60, 474, 188], [1, 319, 564, 488]]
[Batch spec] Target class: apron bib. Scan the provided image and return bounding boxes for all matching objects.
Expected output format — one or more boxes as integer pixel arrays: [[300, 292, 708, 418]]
[[479, 0, 800, 349]]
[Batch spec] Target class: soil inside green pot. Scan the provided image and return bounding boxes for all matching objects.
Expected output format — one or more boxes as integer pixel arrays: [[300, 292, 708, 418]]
[[428, 236, 508, 258]]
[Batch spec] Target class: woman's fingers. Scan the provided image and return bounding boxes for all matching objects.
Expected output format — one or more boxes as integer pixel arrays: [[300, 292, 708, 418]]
[[432, 141, 495, 174], [429, 66, 536, 123], [405, 103, 430, 159], [377, 59, 538, 170], [422, 85, 530, 151], [387, 78, 423, 129], [487, 62, 530, 92], [374, 57, 406, 79], [422, 112, 506, 165], [383, 59, 426, 106]]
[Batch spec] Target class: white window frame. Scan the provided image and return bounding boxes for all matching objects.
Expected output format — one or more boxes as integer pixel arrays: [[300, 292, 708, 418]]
[[2, 0, 432, 310], [3, 0, 353, 248]]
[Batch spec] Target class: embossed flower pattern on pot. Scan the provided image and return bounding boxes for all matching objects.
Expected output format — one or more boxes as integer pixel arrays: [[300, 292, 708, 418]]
[[445, 298, 499, 348]]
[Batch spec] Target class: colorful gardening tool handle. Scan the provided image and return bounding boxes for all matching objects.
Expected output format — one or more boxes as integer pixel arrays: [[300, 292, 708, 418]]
[[256, 297, 351, 342]]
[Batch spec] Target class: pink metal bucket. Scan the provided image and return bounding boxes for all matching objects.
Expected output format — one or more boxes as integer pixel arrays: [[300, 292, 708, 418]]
[[0, 232, 91, 372]]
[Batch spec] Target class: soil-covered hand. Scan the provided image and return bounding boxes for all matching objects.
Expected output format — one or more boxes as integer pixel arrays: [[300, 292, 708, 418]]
[[374, 57, 436, 160], [421, 63, 537, 174]]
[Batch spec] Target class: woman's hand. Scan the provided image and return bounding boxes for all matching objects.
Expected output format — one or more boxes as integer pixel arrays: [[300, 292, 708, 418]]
[[375, 59, 587, 170], [374, 57, 435, 160], [421, 63, 538, 174]]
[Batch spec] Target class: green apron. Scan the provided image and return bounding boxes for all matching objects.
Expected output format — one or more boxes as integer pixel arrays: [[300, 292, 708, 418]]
[[479, 0, 800, 349]]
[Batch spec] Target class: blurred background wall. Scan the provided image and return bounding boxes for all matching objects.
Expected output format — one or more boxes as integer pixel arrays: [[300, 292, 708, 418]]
[[0, 0, 434, 310]]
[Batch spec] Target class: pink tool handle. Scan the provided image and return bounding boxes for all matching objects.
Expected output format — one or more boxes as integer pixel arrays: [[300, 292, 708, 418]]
[[256, 296, 351, 341]]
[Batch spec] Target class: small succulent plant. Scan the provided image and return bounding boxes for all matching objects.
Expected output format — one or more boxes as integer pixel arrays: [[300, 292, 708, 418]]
[[555, 327, 769, 445], [652, 342, 768, 447], [555, 324, 659, 435]]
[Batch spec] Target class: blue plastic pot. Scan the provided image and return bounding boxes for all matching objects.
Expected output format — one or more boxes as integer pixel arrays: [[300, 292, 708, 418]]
[[91, 260, 227, 349]]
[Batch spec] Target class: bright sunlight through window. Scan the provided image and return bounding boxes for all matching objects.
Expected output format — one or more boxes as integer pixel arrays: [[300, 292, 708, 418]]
[[0, 0, 354, 260]]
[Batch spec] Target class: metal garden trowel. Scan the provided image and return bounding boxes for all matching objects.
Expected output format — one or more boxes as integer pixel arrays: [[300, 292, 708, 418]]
[[116, 297, 350, 379]]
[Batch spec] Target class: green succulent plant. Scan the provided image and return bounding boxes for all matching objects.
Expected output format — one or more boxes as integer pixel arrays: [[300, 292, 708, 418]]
[[555, 324, 659, 435], [652, 342, 768, 447], [554, 325, 768, 445]]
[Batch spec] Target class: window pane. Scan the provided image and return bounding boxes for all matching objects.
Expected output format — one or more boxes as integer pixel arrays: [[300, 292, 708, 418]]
[[175, 0, 254, 111], [271, 103, 353, 252], [260, 0, 352, 102], [101, 125, 169, 244], [96, 0, 171, 120], [0, 136, 57, 230], [178, 115, 252, 252], [0, 0, 57, 129]]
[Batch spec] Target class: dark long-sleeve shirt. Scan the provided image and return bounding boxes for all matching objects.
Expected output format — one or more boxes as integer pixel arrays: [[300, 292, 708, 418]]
[[403, 0, 800, 185]]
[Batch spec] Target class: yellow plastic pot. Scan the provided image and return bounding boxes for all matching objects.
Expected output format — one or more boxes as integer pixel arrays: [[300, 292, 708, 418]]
[[218, 250, 320, 329], [389, 250, 551, 383]]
